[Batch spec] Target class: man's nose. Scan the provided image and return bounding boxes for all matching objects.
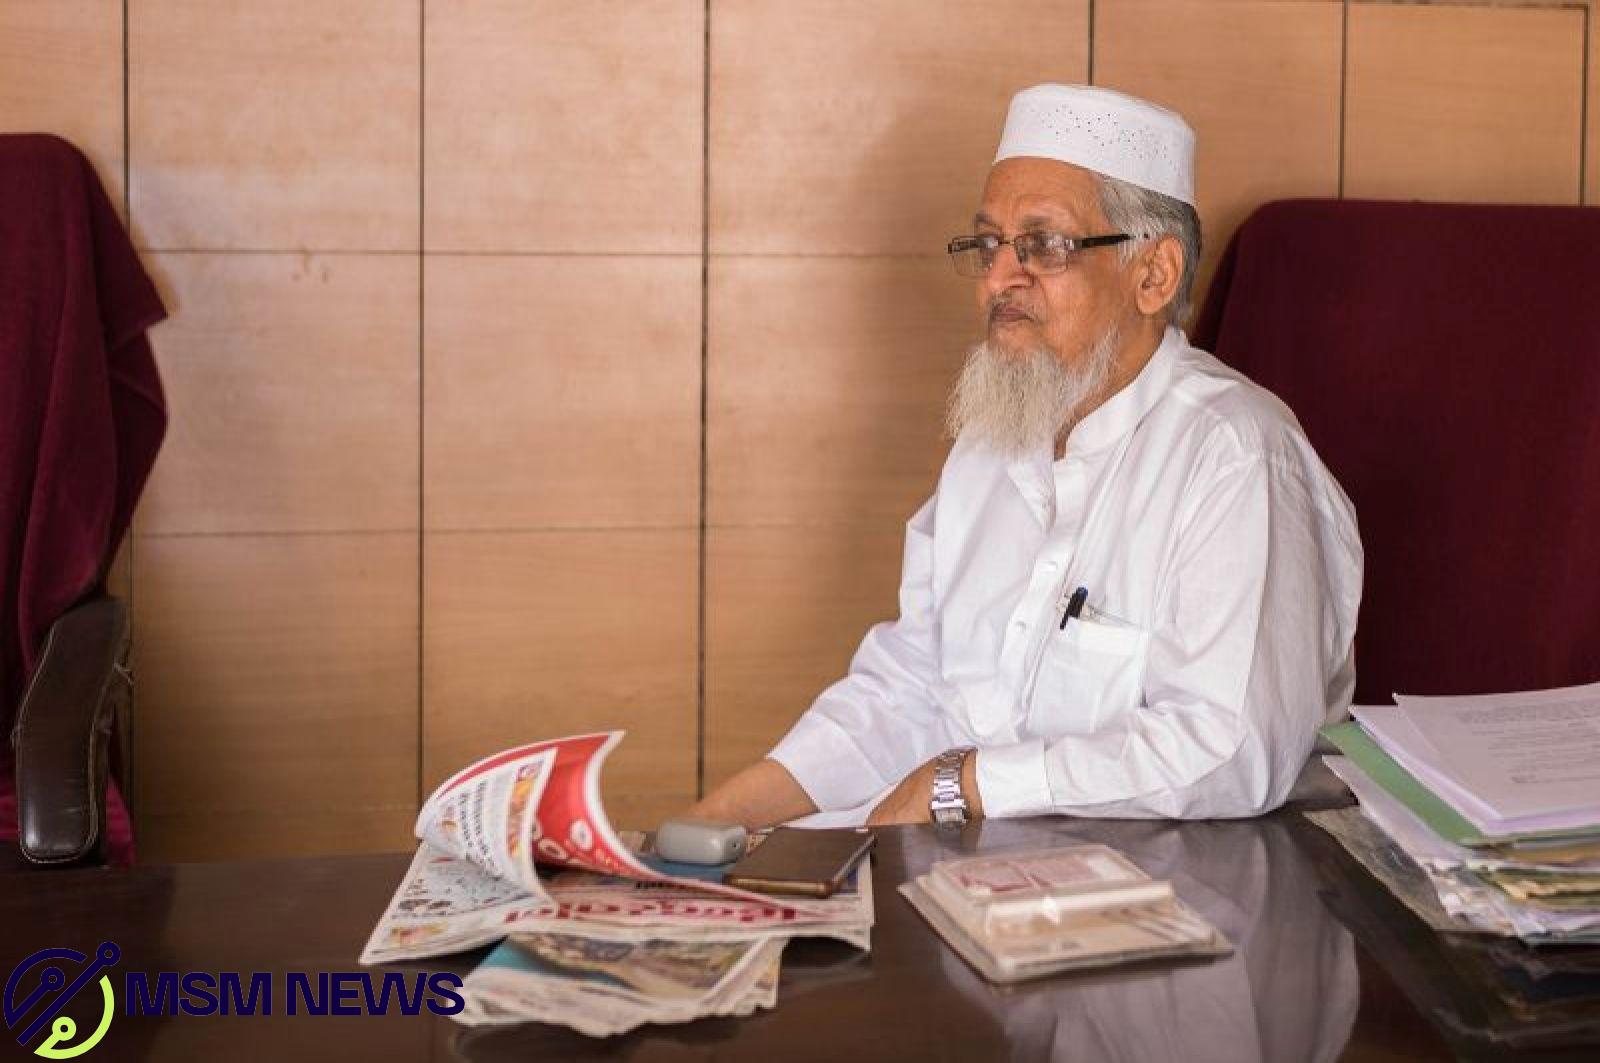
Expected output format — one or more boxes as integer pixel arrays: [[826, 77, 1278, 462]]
[[983, 242, 1031, 296]]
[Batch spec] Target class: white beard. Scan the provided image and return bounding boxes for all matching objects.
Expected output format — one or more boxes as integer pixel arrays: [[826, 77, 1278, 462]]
[[945, 327, 1120, 458]]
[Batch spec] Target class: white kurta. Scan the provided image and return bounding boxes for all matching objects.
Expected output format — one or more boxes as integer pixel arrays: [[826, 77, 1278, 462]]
[[769, 327, 1363, 822]]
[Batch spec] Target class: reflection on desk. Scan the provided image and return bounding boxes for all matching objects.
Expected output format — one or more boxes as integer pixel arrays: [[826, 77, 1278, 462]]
[[933, 818, 1357, 1063], [2, 815, 1467, 1062]]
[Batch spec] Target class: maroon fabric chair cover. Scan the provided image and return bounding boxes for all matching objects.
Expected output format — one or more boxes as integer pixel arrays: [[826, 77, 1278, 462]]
[[1193, 198, 1600, 704], [0, 134, 167, 864]]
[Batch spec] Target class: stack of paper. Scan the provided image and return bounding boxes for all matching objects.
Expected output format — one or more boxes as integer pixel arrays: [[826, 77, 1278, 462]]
[[1316, 680, 1600, 945], [899, 844, 1230, 983]]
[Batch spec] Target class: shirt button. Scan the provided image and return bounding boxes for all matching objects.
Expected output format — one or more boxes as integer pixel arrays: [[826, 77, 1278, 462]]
[[1042, 560, 1058, 573], [1012, 619, 1029, 632]]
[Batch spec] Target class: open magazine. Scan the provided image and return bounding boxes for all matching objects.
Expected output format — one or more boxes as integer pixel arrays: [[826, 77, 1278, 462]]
[[360, 732, 870, 966]]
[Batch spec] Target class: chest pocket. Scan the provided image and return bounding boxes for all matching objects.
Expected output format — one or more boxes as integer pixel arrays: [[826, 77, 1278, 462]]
[[1027, 618, 1150, 738]]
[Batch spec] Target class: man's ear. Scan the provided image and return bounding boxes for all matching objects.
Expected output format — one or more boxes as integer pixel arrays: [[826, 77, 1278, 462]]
[[1133, 235, 1184, 317]]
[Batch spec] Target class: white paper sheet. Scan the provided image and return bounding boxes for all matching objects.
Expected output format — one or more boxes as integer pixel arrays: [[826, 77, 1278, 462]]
[[1394, 682, 1600, 827], [1348, 705, 1509, 831]]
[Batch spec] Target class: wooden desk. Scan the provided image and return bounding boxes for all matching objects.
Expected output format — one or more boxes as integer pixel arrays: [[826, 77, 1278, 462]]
[[1, 814, 1576, 1061]]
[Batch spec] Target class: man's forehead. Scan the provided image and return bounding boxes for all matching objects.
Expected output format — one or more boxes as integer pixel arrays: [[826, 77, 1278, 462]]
[[976, 158, 1103, 229]]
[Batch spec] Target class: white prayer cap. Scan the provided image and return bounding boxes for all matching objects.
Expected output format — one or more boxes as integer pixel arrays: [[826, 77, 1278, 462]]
[[993, 84, 1196, 207]]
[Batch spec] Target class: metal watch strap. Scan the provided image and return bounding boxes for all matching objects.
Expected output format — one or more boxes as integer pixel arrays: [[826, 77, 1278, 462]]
[[928, 746, 975, 827]]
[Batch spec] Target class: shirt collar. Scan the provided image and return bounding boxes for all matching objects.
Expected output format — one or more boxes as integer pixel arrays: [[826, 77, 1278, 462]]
[[1003, 326, 1183, 520], [1063, 325, 1182, 458]]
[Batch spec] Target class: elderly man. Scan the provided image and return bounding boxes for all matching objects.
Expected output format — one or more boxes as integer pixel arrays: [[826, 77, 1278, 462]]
[[694, 84, 1362, 830]]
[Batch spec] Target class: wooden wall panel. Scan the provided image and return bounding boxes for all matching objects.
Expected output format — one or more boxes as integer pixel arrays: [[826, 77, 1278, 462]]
[[424, 0, 704, 254], [1345, 4, 1585, 205], [703, 524, 906, 789], [709, 0, 1090, 255], [423, 530, 699, 829], [424, 255, 701, 531], [1093, 0, 1343, 307], [139, 253, 419, 535], [129, 1, 419, 250], [708, 257, 969, 528], [0, 0, 125, 207], [131, 533, 419, 862]]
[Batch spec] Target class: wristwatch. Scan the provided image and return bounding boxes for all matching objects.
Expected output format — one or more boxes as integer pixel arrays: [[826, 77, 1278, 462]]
[[929, 747, 976, 827]]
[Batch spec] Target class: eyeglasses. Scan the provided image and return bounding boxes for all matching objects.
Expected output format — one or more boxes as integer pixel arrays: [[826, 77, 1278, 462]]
[[946, 231, 1135, 277]]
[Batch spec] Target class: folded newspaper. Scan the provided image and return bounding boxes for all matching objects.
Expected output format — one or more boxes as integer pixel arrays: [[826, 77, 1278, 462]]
[[359, 732, 873, 1036], [900, 844, 1230, 984], [457, 929, 786, 1037]]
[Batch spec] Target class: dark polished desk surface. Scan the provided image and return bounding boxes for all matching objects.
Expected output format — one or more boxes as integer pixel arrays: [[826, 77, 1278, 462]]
[[2, 814, 1593, 1062]]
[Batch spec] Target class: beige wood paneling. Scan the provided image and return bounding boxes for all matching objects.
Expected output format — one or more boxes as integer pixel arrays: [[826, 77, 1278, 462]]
[[139, 808, 417, 863], [0, 0, 125, 208], [703, 523, 906, 789], [424, 530, 698, 829], [1093, 0, 1343, 309], [1345, 4, 1584, 205], [131, 532, 419, 862], [137, 253, 419, 535], [710, 0, 1090, 255], [425, 0, 703, 254], [424, 256, 701, 531], [708, 256, 971, 528], [129, 1, 419, 250]]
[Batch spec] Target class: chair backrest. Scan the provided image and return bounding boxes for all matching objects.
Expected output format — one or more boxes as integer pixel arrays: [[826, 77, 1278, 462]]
[[1194, 199, 1600, 703]]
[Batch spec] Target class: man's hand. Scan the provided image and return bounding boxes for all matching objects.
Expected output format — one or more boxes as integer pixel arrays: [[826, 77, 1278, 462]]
[[867, 750, 984, 826]]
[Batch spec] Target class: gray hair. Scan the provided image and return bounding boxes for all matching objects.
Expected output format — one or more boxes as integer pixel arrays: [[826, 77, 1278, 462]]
[[1095, 175, 1202, 326]]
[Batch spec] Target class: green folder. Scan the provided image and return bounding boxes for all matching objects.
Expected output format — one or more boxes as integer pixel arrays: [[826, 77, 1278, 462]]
[[1321, 721, 1600, 850]]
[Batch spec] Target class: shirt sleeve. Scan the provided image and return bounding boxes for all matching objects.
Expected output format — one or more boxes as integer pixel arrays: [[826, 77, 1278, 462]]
[[978, 455, 1360, 819], [767, 495, 953, 812]]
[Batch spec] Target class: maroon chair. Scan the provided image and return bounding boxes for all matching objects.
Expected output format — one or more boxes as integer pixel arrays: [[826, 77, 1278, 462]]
[[0, 134, 167, 866], [1193, 199, 1600, 705]]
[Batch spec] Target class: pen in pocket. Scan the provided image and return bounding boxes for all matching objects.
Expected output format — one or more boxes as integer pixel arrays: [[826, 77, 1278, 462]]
[[1058, 586, 1088, 631]]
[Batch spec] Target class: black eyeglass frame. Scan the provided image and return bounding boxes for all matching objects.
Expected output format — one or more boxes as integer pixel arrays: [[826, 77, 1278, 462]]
[[945, 231, 1136, 276]]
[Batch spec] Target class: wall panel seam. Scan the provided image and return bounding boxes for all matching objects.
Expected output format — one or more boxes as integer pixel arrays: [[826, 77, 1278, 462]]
[[697, 0, 712, 800], [136, 249, 707, 258], [425, 524, 704, 536], [417, 0, 428, 814], [1339, 0, 1349, 199], [1088, 0, 1097, 84], [136, 528, 424, 540], [1582, 3, 1591, 202]]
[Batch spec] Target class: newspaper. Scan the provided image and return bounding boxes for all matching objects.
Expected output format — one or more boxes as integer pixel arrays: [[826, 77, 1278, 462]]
[[361, 732, 828, 965], [359, 731, 873, 1036], [456, 929, 786, 1037], [527, 839, 875, 952]]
